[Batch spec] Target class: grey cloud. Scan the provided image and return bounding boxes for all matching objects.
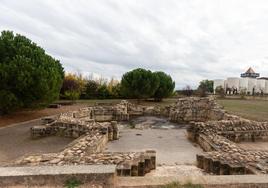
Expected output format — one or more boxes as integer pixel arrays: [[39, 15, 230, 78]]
[[1, 0, 268, 89]]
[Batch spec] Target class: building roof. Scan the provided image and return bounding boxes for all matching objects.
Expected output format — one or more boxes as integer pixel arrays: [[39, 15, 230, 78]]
[[245, 67, 255, 74], [258, 77, 268, 80], [241, 67, 260, 78]]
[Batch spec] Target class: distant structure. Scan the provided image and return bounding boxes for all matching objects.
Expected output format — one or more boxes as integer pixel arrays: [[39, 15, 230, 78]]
[[213, 67, 268, 95]]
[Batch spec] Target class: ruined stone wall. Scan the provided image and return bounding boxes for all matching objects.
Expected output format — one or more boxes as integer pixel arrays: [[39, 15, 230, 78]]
[[167, 97, 225, 123], [24, 101, 156, 177], [188, 118, 268, 175]]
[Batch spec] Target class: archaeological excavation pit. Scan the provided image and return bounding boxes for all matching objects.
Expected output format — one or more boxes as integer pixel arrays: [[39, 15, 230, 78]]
[[3, 97, 268, 181], [107, 116, 203, 166]]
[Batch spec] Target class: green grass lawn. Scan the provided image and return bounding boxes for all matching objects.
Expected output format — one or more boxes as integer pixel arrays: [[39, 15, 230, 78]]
[[217, 99, 268, 121]]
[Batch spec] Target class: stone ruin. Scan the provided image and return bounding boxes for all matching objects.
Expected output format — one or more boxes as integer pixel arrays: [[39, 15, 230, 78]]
[[17, 100, 156, 177], [14, 97, 268, 177], [188, 113, 268, 175], [165, 97, 225, 123], [151, 97, 268, 175]]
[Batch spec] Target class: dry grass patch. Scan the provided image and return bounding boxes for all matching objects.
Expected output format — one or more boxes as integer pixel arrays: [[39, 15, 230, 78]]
[[217, 99, 268, 121]]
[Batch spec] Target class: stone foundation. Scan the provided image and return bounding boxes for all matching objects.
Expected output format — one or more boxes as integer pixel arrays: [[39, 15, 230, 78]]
[[188, 118, 268, 175], [23, 101, 156, 177], [0, 165, 116, 188], [20, 97, 268, 177], [168, 97, 225, 123]]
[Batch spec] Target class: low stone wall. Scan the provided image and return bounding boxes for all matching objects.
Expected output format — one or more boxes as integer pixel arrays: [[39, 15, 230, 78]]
[[21, 103, 156, 177], [188, 118, 268, 175], [0, 165, 116, 188], [168, 97, 225, 123]]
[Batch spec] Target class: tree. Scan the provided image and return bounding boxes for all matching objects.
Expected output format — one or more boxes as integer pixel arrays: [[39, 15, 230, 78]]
[[110, 83, 122, 98], [0, 31, 64, 114], [182, 85, 194, 97], [198, 80, 214, 93], [197, 80, 213, 97], [97, 84, 110, 99], [60, 74, 81, 100], [153, 71, 175, 101], [84, 80, 99, 99], [215, 86, 225, 98], [121, 68, 159, 100]]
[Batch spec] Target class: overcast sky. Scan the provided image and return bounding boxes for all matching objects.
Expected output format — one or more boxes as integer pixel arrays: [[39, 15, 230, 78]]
[[1, 0, 268, 89]]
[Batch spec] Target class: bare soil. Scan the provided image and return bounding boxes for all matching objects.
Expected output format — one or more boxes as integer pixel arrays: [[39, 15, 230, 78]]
[[0, 103, 88, 128], [0, 119, 74, 165]]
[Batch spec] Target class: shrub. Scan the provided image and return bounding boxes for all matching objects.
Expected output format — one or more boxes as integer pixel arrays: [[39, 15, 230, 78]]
[[0, 30, 64, 114], [240, 88, 247, 99], [215, 86, 225, 98], [161, 182, 203, 188], [64, 178, 82, 188], [182, 85, 194, 97], [64, 91, 80, 101], [197, 85, 207, 97], [61, 73, 85, 100]]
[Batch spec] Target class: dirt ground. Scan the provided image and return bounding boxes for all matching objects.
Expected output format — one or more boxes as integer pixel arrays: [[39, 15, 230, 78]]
[[0, 103, 88, 128], [0, 120, 74, 165]]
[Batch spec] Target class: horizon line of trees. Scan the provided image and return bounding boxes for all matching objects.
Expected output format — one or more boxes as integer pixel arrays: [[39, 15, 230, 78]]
[[178, 79, 214, 97], [1, 30, 215, 115], [61, 68, 175, 102]]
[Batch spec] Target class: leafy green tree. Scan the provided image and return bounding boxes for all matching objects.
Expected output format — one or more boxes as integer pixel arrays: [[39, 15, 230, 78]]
[[60, 74, 81, 100], [121, 68, 159, 100], [97, 84, 110, 99], [197, 80, 213, 94], [110, 83, 122, 98], [0, 30, 64, 113], [84, 80, 99, 99], [0, 90, 20, 114], [153, 71, 175, 101]]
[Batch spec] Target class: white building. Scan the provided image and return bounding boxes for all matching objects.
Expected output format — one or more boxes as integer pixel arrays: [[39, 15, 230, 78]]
[[213, 68, 268, 95]]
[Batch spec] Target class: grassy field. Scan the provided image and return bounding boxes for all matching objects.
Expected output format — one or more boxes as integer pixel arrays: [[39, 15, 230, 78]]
[[217, 99, 268, 121]]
